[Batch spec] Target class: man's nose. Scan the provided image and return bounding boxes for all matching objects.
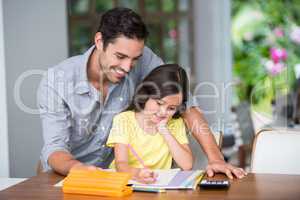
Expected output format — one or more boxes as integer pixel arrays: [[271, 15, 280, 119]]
[[121, 59, 133, 73]]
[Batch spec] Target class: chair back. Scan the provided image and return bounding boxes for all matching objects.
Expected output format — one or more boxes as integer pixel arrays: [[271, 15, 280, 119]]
[[251, 129, 300, 175]]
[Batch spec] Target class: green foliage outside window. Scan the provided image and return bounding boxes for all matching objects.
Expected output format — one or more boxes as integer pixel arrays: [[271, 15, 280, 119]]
[[68, 0, 193, 72], [232, 0, 300, 114]]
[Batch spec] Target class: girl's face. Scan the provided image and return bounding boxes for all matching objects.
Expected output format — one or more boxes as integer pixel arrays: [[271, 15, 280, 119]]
[[142, 92, 183, 124]]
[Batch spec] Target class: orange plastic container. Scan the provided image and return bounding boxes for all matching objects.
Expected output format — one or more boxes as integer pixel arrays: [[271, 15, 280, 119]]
[[63, 169, 132, 197]]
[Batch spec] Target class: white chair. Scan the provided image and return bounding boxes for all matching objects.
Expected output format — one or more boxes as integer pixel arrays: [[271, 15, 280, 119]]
[[251, 129, 300, 175]]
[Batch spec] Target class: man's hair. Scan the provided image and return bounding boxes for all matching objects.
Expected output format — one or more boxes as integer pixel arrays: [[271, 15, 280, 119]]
[[97, 7, 149, 49], [129, 64, 189, 118]]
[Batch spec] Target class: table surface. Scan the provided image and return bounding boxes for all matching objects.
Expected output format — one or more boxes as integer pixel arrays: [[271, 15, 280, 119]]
[[0, 172, 300, 200]]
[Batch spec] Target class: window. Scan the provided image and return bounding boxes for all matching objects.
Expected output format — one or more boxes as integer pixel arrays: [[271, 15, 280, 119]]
[[68, 0, 194, 72], [232, 0, 300, 116]]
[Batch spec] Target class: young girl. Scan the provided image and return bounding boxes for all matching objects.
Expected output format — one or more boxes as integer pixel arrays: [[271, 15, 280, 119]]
[[106, 64, 193, 183]]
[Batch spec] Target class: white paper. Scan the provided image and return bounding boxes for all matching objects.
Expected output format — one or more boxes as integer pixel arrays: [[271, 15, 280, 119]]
[[129, 168, 181, 186]]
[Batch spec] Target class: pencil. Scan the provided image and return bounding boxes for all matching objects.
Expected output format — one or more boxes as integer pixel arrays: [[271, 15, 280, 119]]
[[127, 144, 147, 168], [127, 144, 157, 179]]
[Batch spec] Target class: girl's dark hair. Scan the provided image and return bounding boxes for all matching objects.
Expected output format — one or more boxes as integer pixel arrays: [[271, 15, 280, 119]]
[[97, 7, 149, 49], [129, 64, 189, 118]]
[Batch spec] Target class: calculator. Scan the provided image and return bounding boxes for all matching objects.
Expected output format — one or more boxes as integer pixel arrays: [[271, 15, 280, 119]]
[[198, 179, 230, 189]]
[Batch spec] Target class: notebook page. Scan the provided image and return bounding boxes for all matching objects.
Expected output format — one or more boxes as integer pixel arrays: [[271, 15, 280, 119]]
[[129, 168, 181, 186]]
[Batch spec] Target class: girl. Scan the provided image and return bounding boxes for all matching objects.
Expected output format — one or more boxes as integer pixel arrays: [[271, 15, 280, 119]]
[[106, 64, 193, 183]]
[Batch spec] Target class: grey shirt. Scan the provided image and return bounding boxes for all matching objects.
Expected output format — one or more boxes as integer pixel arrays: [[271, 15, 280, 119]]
[[38, 46, 163, 171]]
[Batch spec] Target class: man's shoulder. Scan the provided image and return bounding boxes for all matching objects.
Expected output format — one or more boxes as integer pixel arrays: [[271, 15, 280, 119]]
[[168, 117, 185, 128], [139, 46, 162, 66], [37, 53, 87, 101], [129, 46, 163, 81], [47, 55, 83, 82]]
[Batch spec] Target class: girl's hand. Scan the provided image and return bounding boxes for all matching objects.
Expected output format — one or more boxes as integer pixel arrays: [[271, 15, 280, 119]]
[[136, 168, 158, 184], [156, 118, 169, 134]]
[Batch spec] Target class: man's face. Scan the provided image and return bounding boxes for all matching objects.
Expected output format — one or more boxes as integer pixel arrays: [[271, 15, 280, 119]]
[[97, 35, 144, 83]]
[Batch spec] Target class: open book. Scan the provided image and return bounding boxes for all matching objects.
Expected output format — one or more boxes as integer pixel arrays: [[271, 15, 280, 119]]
[[128, 168, 204, 192]]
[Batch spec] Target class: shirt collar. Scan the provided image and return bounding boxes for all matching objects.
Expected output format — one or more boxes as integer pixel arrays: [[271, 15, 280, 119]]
[[75, 45, 95, 95]]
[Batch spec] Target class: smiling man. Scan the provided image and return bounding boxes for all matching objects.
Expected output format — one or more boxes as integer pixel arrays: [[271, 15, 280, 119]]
[[38, 7, 246, 179]]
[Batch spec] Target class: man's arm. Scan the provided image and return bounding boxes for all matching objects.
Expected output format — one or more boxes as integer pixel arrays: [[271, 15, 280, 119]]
[[38, 70, 97, 175], [48, 151, 99, 175], [48, 151, 81, 175], [182, 107, 247, 179]]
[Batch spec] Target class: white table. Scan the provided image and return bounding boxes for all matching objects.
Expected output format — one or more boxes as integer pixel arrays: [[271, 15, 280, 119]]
[[0, 178, 27, 191]]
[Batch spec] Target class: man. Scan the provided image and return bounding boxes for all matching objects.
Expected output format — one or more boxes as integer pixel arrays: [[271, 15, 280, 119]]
[[38, 7, 246, 179]]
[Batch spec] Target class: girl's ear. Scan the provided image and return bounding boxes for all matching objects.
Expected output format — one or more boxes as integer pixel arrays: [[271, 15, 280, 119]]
[[174, 103, 187, 118], [179, 103, 187, 113]]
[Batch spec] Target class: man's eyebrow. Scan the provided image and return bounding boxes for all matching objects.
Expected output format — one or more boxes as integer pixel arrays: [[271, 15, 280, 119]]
[[115, 52, 143, 59], [134, 54, 143, 59], [115, 52, 128, 57]]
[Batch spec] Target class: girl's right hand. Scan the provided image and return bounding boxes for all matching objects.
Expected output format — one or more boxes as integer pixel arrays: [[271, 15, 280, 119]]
[[136, 168, 158, 184], [156, 118, 169, 134]]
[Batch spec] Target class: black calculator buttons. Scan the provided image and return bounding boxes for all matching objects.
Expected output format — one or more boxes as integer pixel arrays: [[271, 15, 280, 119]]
[[199, 180, 230, 189]]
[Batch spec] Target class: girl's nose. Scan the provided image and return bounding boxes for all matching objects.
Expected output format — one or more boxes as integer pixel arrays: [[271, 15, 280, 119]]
[[158, 106, 167, 117]]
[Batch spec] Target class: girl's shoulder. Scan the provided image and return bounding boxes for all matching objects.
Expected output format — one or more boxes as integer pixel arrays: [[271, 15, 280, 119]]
[[113, 110, 135, 121], [168, 117, 185, 128]]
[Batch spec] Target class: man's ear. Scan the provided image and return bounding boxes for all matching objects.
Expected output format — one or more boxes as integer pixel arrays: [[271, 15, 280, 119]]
[[94, 32, 104, 50]]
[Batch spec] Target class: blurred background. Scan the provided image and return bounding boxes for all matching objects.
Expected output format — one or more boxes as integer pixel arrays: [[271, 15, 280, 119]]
[[0, 0, 299, 178]]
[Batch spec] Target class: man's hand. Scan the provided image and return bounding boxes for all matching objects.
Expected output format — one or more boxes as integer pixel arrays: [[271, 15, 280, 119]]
[[48, 151, 101, 175], [206, 160, 247, 179], [70, 163, 102, 172]]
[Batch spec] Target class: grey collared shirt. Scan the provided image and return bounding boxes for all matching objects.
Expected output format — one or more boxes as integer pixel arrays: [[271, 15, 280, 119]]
[[37, 46, 164, 171]]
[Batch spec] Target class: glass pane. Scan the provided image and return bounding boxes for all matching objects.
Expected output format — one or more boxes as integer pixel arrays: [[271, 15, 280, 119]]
[[178, 17, 190, 69], [179, 0, 189, 11], [163, 20, 177, 63], [95, 0, 113, 13], [163, 0, 176, 12], [146, 23, 162, 56], [69, 0, 90, 15], [145, 0, 160, 12], [70, 23, 93, 55], [118, 0, 139, 12]]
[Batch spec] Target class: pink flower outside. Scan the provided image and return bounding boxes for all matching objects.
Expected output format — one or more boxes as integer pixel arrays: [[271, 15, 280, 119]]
[[265, 60, 285, 76], [290, 26, 300, 44], [168, 29, 177, 39], [270, 47, 287, 63], [273, 27, 284, 38]]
